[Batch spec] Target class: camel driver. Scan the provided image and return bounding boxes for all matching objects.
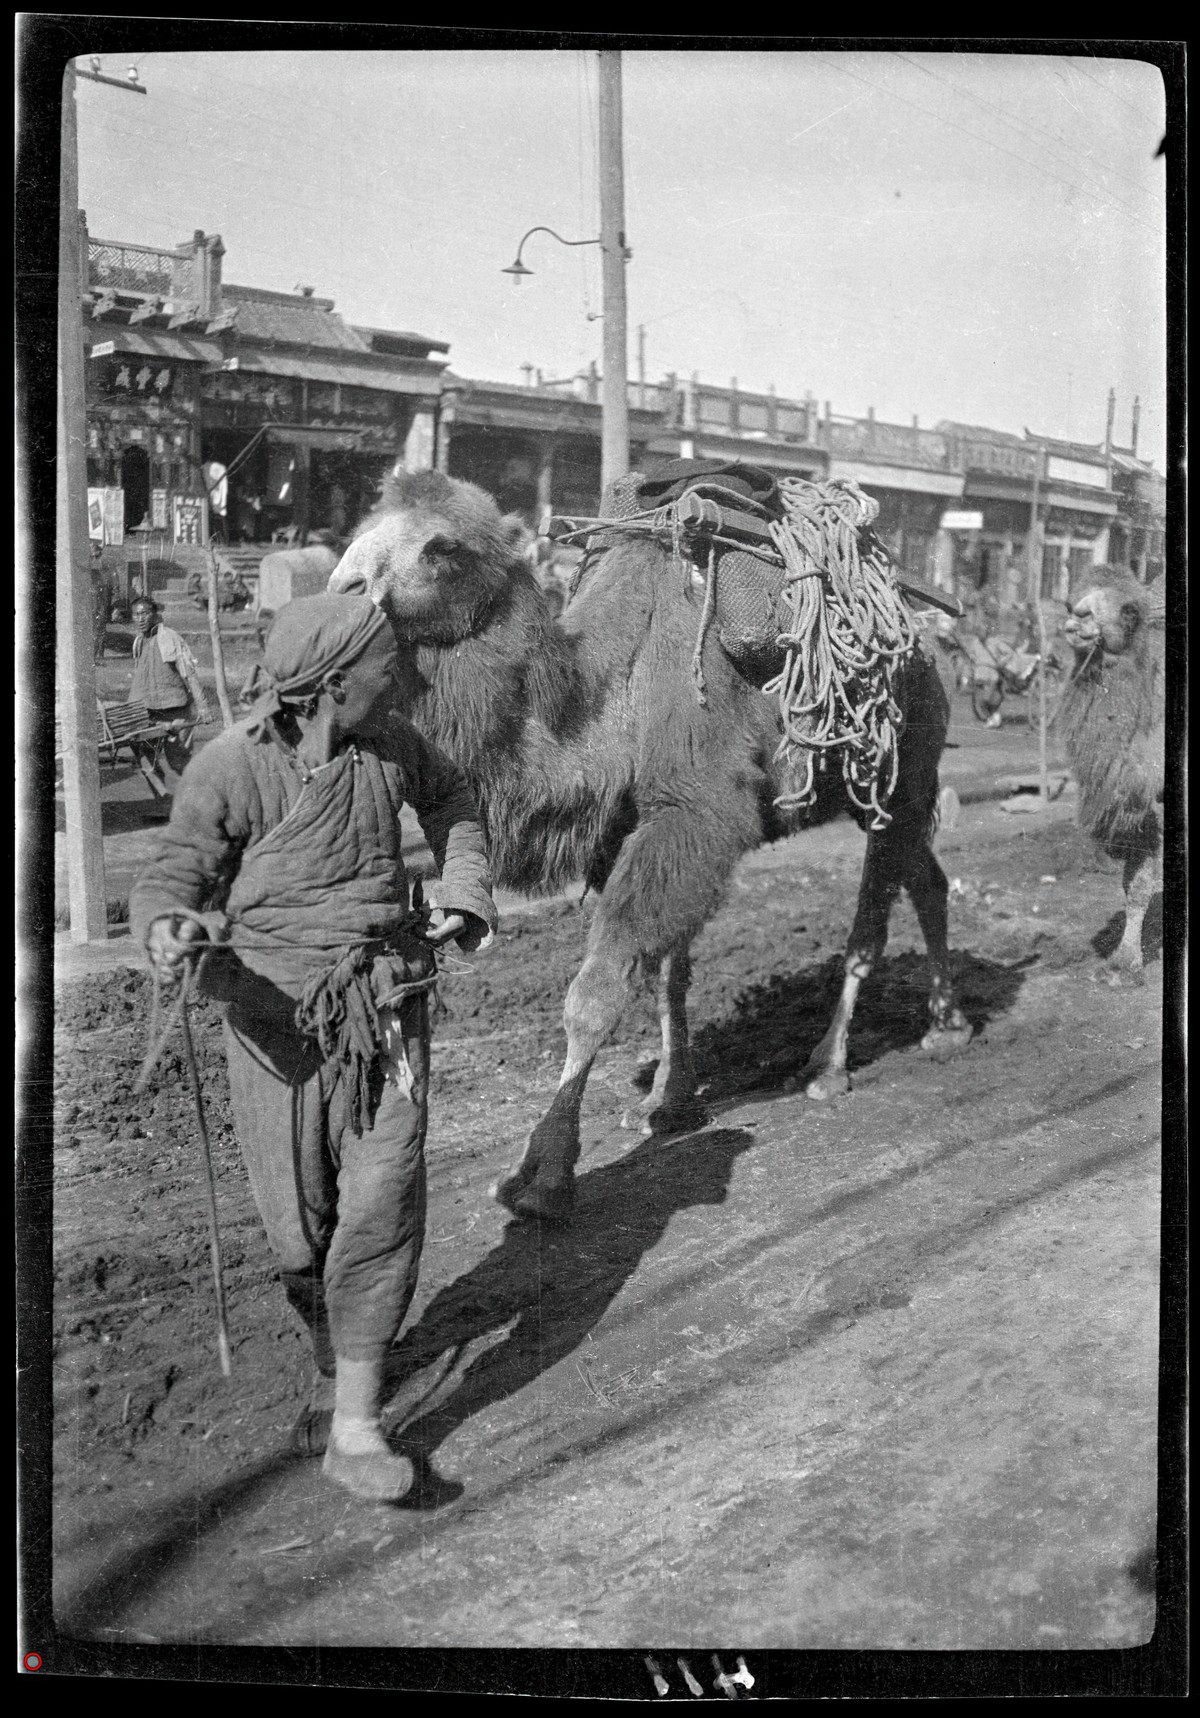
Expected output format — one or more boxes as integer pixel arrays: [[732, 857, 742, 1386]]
[[129, 593, 497, 1502]]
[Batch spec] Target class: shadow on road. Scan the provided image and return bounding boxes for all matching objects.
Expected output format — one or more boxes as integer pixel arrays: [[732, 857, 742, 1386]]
[[383, 1125, 755, 1481], [687, 949, 1029, 1102], [53, 1451, 303, 1638]]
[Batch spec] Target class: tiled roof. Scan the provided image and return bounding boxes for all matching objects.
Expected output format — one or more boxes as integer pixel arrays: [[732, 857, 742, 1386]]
[[221, 284, 370, 353], [354, 325, 450, 357]]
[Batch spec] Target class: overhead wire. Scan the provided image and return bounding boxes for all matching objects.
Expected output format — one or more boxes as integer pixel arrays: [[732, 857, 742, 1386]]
[[888, 50, 1161, 204], [829, 58, 1159, 234]]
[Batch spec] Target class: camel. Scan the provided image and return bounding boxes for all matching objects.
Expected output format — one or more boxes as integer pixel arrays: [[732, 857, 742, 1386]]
[[330, 469, 971, 1223], [1060, 567, 1165, 979]]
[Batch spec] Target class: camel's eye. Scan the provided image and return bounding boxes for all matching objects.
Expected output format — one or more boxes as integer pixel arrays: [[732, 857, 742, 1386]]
[[423, 535, 459, 561]]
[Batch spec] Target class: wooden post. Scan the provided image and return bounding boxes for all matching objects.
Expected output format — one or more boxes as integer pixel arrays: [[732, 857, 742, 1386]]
[[57, 62, 107, 942], [1026, 446, 1050, 807], [207, 544, 235, 728], [598, 49, 629, 494]]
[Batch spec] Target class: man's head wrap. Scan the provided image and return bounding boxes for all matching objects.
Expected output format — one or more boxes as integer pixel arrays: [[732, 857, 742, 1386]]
[[243, 592, 391, 742]]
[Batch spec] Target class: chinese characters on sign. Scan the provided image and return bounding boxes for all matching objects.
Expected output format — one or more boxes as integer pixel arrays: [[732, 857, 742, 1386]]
[[172, 494, 209, 546]]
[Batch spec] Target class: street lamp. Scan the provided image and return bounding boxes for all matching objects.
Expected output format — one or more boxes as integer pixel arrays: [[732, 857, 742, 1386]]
[[500, 226, 604, 286], [499, 49, 630, 495]]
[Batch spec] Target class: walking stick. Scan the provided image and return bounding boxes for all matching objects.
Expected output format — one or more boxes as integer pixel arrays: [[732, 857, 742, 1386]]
[[179, 986, 234, 1378]]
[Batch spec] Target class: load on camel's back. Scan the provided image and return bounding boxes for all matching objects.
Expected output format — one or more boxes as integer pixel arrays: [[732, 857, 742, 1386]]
[[1060, 566, 1165, 979], [330, 465, 972, 1225]]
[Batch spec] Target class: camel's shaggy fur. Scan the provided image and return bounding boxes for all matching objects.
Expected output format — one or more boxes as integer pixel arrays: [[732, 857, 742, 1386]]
[[1060, 567, 1165, 973], [332, 469, 970, 1222]]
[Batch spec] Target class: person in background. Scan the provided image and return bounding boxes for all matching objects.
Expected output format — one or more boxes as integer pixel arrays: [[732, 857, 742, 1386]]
[[128, 596, 212, 785]]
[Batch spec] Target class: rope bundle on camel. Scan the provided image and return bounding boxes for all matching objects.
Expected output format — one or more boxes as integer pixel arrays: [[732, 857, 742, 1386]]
[[548, 466, 957, 832]]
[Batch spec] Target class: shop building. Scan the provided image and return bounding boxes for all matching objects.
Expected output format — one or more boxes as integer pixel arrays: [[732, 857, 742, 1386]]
[[80, 218, 447, 597], [937, 424, 1119, 612]]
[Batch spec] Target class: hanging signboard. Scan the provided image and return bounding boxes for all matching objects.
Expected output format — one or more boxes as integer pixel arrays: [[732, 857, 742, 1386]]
[[151, 489, 169, 530], [87, 487, 125, 545], [940, 510, 984, 532], [172, 494, 209, 546]]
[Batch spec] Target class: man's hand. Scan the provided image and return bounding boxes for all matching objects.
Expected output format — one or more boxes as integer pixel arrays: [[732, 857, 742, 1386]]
[[425, 909, 467, 947], [145, 911, 228, 978]]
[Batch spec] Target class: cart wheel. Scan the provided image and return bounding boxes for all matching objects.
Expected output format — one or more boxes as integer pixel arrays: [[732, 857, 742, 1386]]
[[971, 684, 1001, 725]]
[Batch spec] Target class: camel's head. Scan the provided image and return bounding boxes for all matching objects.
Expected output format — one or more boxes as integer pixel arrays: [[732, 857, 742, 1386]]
[[1064, 568, 1155, 661], [327, 469, 531, 643]]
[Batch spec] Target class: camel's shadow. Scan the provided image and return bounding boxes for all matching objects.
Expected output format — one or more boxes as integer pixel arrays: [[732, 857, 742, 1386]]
[[381, 1125, 755, 1495], [684, 949, 1030, 1103]]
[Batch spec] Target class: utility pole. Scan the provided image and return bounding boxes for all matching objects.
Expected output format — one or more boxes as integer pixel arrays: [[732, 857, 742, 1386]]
[[57, 57, 146, 943], [1025, 444, 1050, 809], [636, 323, 646, 411], [598, 50, 629, 495], [57, 60, 107, 942]]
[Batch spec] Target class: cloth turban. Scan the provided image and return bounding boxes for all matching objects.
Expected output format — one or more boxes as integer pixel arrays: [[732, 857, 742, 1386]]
[[244, 592, 391, 740]]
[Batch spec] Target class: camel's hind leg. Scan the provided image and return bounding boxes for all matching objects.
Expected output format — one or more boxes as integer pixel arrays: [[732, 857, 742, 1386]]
[[801, 828, 902, 1100], [801, 808, 970, 1099], [629, 946, 706, 1137]]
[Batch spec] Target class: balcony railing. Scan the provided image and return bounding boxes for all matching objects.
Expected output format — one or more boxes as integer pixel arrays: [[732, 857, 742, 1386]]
[[956, 439, 1039, 480], [820, 418, 953, 471], [87, 238, 192, 300]]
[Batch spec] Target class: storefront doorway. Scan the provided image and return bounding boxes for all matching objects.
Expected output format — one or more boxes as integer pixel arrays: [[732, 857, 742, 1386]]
[[122, 445, 150, 532]]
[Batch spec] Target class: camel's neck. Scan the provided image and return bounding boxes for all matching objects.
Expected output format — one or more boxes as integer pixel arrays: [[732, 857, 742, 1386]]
[[409, 575, 586, 765], [406, 568, 633, 894]]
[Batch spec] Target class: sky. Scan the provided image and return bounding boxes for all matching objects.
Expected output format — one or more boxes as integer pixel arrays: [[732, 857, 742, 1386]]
[[70, 44, 1168, 468]]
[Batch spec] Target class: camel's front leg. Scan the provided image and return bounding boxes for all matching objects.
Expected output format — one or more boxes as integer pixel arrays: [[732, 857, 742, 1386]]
[[489, 943, 634, 1224], [632, 946, 706, 1137]]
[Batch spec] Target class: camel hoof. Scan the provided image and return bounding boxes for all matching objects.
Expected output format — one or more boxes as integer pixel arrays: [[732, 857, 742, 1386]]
[[803, 1068, 851, 1101], [920, 1022, 974, 1060], [1094, 958, 1145, 988], [489, 1163, 536, 1215], [512, 1180, 576, 1225], [639, 1098, 709, 1137]]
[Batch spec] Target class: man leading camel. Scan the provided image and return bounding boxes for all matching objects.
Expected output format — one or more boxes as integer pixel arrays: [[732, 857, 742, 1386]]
[[129, 593, 497, 1501]]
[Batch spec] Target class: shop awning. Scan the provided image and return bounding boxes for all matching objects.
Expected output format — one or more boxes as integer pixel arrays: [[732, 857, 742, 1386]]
[[829, 458, 965, 498], [233, 351, 440, 397], [263, 424, 366, 453], [85, 327, 225, 364]]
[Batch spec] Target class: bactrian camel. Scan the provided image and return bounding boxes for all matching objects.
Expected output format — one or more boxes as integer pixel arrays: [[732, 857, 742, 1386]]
[[1060, 566, 1165, 979], [330, 469, 971, 1223]]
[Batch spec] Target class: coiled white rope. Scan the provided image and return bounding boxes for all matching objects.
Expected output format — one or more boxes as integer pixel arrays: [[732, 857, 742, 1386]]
[[765, 478, 918, 829]]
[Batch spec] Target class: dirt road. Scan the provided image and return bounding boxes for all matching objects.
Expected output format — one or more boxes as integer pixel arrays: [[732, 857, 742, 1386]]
[[46, 761, 1166, 1653]]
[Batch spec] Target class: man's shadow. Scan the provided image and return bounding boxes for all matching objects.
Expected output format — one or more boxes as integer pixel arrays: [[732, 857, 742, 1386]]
[[383, 1125, 754, 1499]]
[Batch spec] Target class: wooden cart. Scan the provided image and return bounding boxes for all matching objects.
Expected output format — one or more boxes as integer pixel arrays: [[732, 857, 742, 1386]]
[[55, 699, 199, 800]]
